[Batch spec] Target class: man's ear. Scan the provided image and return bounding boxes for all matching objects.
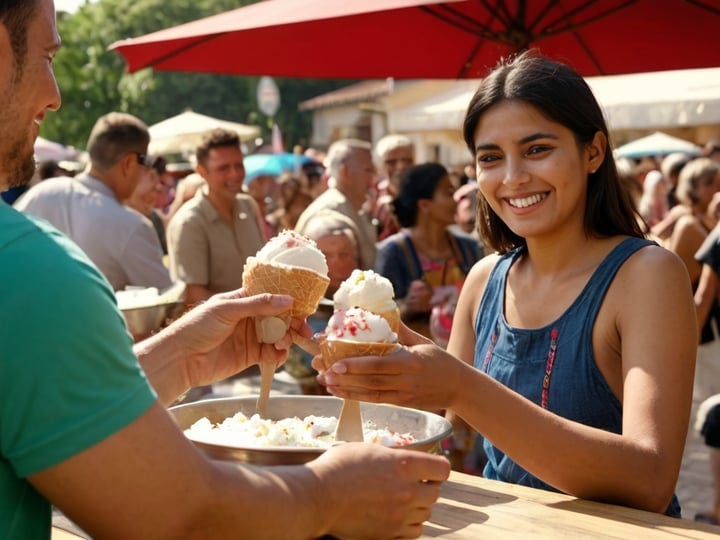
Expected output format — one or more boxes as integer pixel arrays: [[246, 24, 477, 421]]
[[118, 152, 135, 176], [196, 163, 207, 179]]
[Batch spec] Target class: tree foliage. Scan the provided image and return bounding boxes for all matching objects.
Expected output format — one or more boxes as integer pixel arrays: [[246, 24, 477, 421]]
[[45, 0, 353, 152]]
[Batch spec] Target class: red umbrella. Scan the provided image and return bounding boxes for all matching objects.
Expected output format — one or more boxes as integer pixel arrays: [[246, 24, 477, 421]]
[[110, 0, 720, 79]]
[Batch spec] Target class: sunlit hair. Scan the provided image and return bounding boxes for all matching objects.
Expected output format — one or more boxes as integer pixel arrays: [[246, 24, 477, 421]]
[[374, 134, 415, 161], [392, 162, 449, 228], [195, 128, 241, 167], [86, 112, 150, 171], [0, 0, 37, 80], [325, 138, 372, 180], [462, 50, 644, 254], [675, 157, 720, 206]]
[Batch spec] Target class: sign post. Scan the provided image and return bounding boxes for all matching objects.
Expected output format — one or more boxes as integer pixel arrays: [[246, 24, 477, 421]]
[[257, 76, 280, 118]]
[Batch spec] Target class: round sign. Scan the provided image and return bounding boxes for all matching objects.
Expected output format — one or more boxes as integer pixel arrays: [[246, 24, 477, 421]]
[[257, 76, 280, 117]]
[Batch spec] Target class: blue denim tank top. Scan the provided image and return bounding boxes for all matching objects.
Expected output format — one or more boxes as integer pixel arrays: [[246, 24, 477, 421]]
[[473, 237, 681, 517]]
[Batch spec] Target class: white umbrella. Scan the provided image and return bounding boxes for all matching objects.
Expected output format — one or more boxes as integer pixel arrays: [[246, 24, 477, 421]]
[[614, 131, 701, 160], [148, 110, 261, 156], [34, 136, 78, 162]]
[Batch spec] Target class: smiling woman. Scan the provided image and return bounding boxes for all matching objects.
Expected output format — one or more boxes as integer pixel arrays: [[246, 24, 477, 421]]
[[314, 51, 699, 518]]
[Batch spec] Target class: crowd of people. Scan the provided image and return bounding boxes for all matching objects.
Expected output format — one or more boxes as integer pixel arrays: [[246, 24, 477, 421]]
[[4, 1, 720, 538]]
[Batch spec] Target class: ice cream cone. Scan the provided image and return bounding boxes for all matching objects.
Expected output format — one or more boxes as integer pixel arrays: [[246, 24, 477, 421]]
[[242, 257, 330, 317], [243, 257, 329, 343], [319, 338, 400, 371], [378, 307, 401, 333]]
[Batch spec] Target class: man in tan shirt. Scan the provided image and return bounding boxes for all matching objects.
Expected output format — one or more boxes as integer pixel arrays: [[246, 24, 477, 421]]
[[167, 129, 266, 308], [295, 138, 378, 269]]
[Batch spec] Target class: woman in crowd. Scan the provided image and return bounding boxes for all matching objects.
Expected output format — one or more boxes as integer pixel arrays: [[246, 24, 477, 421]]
[[315, 51, 696, 516], [665, 158, 720, 284], [124, 155, 169, 254], [285, 214, 360, 394], [374, 163, 482, 346], [637, 169, 669, 230]]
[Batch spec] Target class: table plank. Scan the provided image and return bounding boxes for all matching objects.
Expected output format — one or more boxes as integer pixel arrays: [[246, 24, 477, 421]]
[[51, 528, 84, 540], [421, 472, 720, 539]]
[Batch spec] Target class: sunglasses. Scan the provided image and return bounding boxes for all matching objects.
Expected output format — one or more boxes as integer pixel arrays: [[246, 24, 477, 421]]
[[132, 152, 153, 168]]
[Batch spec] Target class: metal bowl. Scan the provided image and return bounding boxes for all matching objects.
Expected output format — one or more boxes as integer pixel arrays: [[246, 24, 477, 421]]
[[170, 395, 452, 465], [120, 301, 185, 336]]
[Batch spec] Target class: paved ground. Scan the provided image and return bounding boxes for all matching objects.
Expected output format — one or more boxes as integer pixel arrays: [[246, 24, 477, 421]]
[[676, 396, 715, 521]]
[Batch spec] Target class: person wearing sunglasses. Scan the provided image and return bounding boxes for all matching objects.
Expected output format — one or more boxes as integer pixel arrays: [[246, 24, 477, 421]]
[[15, 111, 173, 292]]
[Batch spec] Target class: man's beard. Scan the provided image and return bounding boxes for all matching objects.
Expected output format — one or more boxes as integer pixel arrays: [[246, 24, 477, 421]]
[[4, 137, 36, 188]]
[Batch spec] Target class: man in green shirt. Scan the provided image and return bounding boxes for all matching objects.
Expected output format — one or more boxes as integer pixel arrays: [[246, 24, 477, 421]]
[[0, 2, 450, 539]]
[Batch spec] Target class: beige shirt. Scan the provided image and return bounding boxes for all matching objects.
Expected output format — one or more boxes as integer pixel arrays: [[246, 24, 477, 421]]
[[166, 188, 265, 292], [295, 187, 377, 270]]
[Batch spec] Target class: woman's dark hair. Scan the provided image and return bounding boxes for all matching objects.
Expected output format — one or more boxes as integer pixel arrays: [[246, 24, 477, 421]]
[[462, 50, 644, 254], [392, 162, 448, 228], [0, 0, 38, 80]]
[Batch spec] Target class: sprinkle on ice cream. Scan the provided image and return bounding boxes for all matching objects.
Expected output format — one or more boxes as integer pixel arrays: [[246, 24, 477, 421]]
[[254, 230, 328, 276], [326, 307, 398, 343]]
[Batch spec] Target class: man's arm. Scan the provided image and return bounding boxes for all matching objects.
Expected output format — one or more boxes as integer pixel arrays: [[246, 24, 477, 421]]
[[32, 401, 448, 540]]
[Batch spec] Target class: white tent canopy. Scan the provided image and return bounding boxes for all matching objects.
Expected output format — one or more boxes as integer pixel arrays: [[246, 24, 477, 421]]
[[614, 131, 701, 160], [388, 68, 720, 134], [148, 110, 261, 156], [34, 136, 79, 162], [588, 67, 720, 130]]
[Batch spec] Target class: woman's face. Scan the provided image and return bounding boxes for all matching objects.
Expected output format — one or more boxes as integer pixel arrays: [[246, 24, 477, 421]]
[[472, 100, 603, 242], [422, 174, 457, 226], [316, 232, 358, 293], [696, 171, 720, 209], [125, 168, 161, 216]]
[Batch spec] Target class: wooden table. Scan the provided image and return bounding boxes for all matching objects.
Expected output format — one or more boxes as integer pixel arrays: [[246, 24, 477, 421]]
[[421, 471, 720, 538], [51, 471, 720, 539]]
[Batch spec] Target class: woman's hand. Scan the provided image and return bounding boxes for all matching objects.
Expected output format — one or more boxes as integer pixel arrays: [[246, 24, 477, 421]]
[[312, 323, 464, 411]]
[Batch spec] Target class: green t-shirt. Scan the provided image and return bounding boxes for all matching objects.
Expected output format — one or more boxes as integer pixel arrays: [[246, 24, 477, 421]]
[[0, 205, 157, 539]]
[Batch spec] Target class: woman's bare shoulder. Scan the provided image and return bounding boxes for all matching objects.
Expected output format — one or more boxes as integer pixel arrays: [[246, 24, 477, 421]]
[[465, 252, 502, 286], [617, 242, 692, 291]]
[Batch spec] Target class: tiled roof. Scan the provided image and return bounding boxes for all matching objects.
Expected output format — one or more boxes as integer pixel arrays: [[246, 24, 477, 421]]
[[298, 79, 393, 111]]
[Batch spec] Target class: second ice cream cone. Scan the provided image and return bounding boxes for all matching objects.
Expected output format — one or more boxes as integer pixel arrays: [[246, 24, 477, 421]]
[[319, 338, 399, 372]]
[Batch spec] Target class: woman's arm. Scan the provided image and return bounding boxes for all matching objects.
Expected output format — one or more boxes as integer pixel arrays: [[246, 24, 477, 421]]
[[666, 215, 706, 284], [451, 246, 696, 511], [321, 247, 696, 512], [695, 263, 718, 335]]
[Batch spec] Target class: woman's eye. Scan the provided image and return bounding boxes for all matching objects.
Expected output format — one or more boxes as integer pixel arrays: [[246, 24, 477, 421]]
[[526, 145, 551, 156], [477, 153, 500, 164]]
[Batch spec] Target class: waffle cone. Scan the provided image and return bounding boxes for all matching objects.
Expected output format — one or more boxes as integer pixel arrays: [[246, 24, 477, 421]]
[[242, 257, 330, 317], [319, 338, 399, 371], [378, 307, 401, 333]]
